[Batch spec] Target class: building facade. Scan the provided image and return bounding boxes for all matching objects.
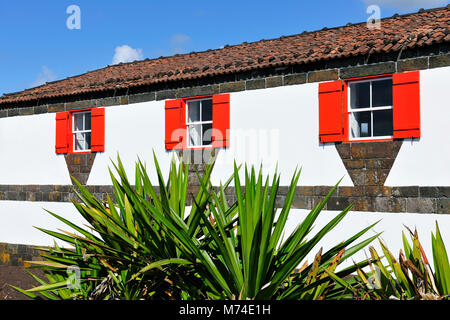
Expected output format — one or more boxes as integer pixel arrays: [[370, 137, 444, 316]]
[[0, 7, 449, 275]]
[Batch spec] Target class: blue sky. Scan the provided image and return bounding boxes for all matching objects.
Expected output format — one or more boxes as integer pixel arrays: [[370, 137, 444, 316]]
[[0, 0, 448, 96]]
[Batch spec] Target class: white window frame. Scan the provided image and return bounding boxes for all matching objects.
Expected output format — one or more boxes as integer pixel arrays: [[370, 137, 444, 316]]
[[186, 97, 213, 149], [72, 111, 91, 152], [348, 77, 393, 141]]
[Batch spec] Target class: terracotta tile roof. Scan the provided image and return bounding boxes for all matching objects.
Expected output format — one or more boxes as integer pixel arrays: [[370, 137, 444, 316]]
[[1, 6, 449, 105]]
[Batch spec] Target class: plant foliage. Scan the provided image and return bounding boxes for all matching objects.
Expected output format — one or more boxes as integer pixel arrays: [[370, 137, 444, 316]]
[[14, 154, 378, 300]]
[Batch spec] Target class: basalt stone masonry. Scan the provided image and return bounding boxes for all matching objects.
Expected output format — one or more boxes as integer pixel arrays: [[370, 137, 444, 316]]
[[64, 153, 96, 185], [335, 141, 402, 186], [0, 184, 448, 214], [0, 243, 44, 267]]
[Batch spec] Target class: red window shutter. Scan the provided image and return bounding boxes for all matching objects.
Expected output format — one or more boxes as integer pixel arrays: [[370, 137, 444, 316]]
[[91, 107, 105, 152], [55, 112, 69, 154], [165, 99, 184, 150], [212, 93, 230, 148], [392, 71, 420, 139], [318, 80, 344, 143]]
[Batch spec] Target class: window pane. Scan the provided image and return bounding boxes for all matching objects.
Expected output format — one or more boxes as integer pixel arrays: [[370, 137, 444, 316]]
[[350, 82, 370, 109], [372, 79, 392, 107], [75, 113, 84, 131], [85, 112, 91, 130], [85, 132, 91, 150], [201, 99, 213, 121], [202, 123, 213, 145], [351, 111, 371, 138], [188, 124, 202, 146], [373, 109, 393, 136], [74, 133, 85, 151], [188, 101, 201, 123]]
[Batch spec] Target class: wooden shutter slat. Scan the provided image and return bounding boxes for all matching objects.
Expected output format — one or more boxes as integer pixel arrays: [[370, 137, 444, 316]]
[[55, 112, 69, 154], [212, 93, 230, 148], [91, 108, 105, 152], [393, 71, 420, 139], [165, 99, 184, 150], [318, 80, 344, 143]]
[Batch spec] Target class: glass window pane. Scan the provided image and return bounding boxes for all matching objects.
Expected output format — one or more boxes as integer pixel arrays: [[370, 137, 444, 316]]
[[74, 133, 85, 151], [351, 111, 371, 138], [372, 79, 392, 107], [75, 113, 84, 131], [85, 112, 91, 130], [350, 82, 370, 109], [188, 124, 202, 146], [188, 101, 201, 123], [202, 123, 213, 145], [373, 109, 393, 136], [201, 99, 213, 122], [85, 132, 91, 150]]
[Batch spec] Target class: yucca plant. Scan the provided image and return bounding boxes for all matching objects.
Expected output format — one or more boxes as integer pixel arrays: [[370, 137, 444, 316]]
[[349, 222, 450, 300], [14, 153, 378, 300]]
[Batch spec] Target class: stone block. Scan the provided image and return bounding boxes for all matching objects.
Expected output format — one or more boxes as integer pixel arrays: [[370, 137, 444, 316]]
[[340, 62, 396, 79], [265, 76, 283, 88], [246, 79, 266, 90], [127, 92, 156, 104], [397, 57, 428, 72], [47, 103, 65, 113], [283, 73, 307, 86], [155, 89, 177, 101], [391, 186, 419, 198], [437, 198, 450, 214], [406, 198, 436, 213], [335, 143, 351, 159], [327, 197, 350, 210], [429, 54, 450, 69], [419, 187, 439, 198], [373, 197, 406, 213], [307, 69, 339, 83], [343, 160, 365, 169], [219, 81, 245, 93], [364, 186, 391, 197]]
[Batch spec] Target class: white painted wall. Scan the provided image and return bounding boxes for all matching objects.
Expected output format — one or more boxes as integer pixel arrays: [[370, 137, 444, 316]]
[[0, 113, 71, 184], [87, 101, 175, 185], [87, 84, 353, 187], [284, 209, 450, 270], [385, 66, 450, 186], [211, 84, 353, 186], [1, 67, 447, 187], [1, 200, 449, 272], [0, 200, 87, 246]]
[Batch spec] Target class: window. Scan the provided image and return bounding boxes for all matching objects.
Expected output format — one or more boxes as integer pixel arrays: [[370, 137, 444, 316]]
[[348, 78, 393, 140], [55, 108, 105, 154], [186, 98, 213, 147], [318, 71, 420, 143], [73, 111, 91, 152], [164, 94, 230, 150]]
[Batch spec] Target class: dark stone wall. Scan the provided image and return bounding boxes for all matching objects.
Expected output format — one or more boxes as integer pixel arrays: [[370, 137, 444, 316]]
[[0, 243, 46, 300], [336, 141, 402, 186], [0, 184, 448, 214], [0, 243, 44, 267], [64, 153, 96, 185]]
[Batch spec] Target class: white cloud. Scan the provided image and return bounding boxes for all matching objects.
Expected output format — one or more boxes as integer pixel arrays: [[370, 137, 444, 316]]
[[112, 45, 144, 65], [169, 33, 192, 54], [362, 0, 448, 10], [30, 66, 56, 87]]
